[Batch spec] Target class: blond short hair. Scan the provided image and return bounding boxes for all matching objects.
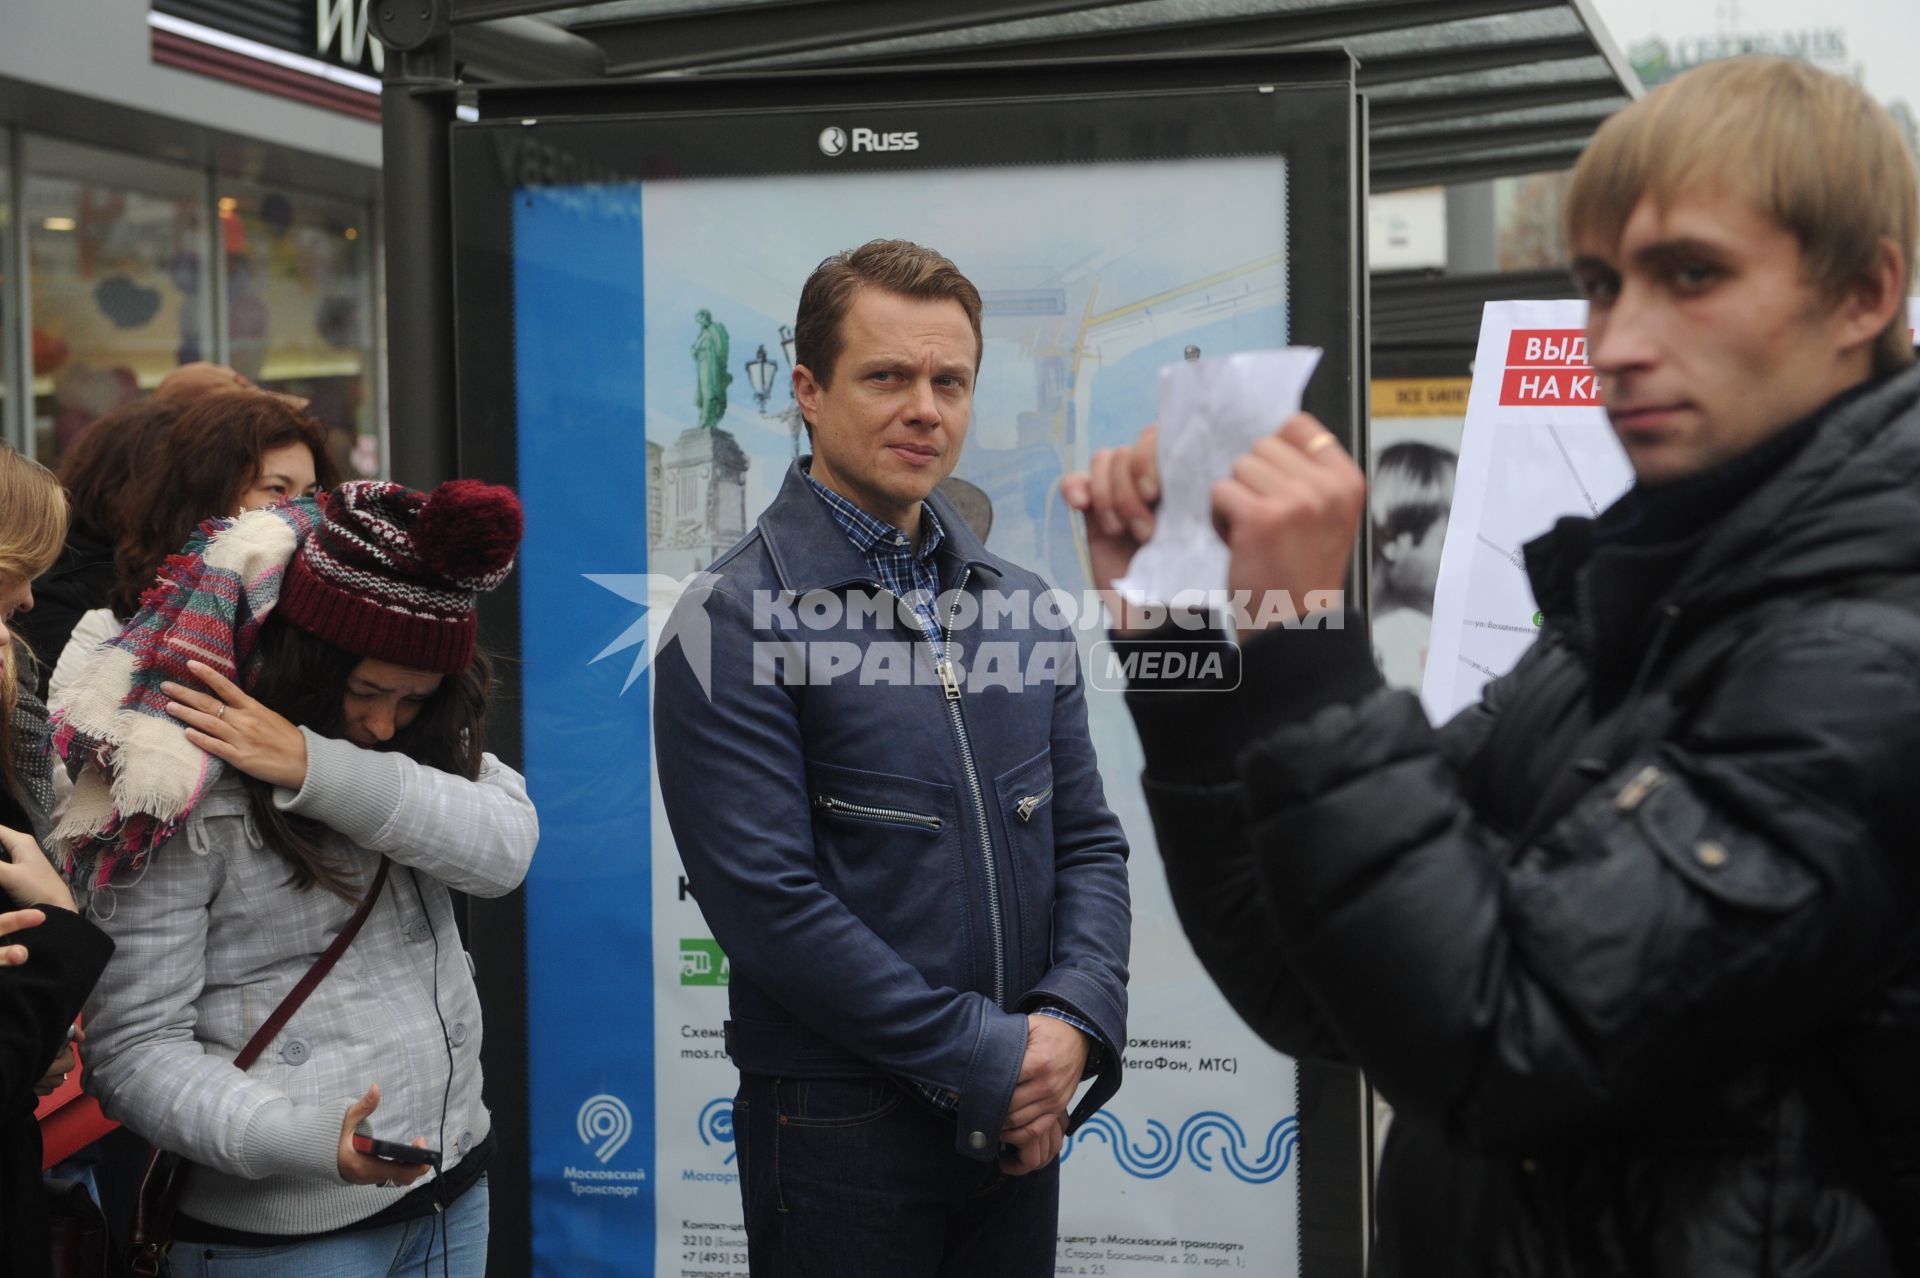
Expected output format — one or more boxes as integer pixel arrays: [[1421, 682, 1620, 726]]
[[1567, 56, 1917, 375]]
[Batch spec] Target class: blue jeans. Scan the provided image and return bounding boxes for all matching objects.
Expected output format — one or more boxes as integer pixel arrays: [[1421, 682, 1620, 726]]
[[169, 1174, 488, 1277], [734, 1075, 1059, 1278]]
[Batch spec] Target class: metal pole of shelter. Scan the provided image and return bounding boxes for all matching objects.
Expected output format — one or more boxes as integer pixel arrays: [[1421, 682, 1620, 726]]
[[374, 1, 459, 491]]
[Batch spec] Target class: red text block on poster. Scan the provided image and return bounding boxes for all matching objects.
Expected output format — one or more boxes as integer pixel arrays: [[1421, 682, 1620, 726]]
[[1499, 329, 1601, 407]]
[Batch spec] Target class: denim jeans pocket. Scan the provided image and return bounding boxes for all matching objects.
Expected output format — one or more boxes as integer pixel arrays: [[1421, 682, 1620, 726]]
[[775, 1076, 902, 1128], [197, 1242, 305, 1262]]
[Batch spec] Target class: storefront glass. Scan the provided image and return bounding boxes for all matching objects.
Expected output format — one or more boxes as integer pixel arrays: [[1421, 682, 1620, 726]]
[[217, 181, 378, 478], [23, 135, 210, 464], [1, 146, 11, 445]]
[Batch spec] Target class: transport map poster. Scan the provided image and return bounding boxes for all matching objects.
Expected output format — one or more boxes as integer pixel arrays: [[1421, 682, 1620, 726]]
[[1425, 297, 1920, 722], [510, 155, 1306, 1277]]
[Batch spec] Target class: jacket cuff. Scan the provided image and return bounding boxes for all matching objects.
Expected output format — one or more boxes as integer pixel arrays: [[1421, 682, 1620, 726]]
[[24, 905, 115, 992], [273, 728, 404, 848], [1019, 968, 1124, 1057], [1121, 625, 1248, 786], [1123, 613, 1383, 784], [955, 1008, 1029, 1163], [1237, 610, 1383, 743], [238, 1096, 355, 1181]]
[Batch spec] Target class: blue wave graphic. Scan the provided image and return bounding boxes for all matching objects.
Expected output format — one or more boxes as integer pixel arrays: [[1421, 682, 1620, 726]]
[[698, 1097, 737, 1165], [1063, 1110, 1298, 1184], [696, 1097, 1297, 1183]]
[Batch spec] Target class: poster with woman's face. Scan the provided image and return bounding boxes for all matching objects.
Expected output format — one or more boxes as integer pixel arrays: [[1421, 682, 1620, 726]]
[[1368, 384, 1468, 690]]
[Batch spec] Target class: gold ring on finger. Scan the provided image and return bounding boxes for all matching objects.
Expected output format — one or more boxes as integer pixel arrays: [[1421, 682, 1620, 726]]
[[1304, 433, 1339, 455]]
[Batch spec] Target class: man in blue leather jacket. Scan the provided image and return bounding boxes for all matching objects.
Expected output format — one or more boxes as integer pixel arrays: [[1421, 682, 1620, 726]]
[[656, 239, 1131, 1277]]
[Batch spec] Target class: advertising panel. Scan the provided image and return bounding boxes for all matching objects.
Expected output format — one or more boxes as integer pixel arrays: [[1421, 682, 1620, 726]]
[[451, 61, 1362, 1276]]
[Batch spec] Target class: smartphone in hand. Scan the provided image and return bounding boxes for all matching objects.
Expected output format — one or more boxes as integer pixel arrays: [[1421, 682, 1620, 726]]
[[351, 1135, 441, 1169]]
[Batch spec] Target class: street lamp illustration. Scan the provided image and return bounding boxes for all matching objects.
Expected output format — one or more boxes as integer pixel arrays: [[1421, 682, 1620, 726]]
[[780, 325, 797, 397], [744, 343, 779, 411]]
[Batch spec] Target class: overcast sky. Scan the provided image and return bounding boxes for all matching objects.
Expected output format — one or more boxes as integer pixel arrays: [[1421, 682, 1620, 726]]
[[1589, 0, 1919, 109]]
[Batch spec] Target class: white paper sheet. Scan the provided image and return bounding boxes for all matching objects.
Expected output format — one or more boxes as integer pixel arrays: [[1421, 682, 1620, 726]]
[[1116, 347, 1323, 605]]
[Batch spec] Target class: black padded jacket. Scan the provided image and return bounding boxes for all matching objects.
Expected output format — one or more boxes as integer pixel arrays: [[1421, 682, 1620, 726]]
[[1128, 364, 1920, 1276]]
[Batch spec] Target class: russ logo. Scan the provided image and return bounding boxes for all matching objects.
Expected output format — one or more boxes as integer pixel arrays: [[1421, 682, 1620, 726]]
[[818, 126, 919, 156]]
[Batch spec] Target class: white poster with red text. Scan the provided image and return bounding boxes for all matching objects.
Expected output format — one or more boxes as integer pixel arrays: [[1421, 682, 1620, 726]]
[[1421, 298, 1920, 724]]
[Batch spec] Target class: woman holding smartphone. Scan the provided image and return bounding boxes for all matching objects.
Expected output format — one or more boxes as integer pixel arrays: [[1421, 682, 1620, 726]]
[[63, 479, 534, 1278]]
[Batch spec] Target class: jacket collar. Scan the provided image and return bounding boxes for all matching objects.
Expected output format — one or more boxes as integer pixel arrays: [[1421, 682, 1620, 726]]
[[757, 458, 1003, 595], [1526, 362, 1920, 655]]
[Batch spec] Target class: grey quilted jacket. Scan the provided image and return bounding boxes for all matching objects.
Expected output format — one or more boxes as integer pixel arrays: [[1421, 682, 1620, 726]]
[[81, 728, 537, 1237]]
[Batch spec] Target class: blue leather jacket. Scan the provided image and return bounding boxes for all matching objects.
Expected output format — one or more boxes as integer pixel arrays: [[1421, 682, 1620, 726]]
[[655, 461, 1131, 1160]]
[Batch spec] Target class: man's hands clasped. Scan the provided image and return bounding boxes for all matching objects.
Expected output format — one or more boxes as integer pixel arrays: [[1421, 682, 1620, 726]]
[[999, 1014, 1091, 1175]]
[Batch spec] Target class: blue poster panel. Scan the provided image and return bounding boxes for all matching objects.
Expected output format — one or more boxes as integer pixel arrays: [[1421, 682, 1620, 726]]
[[507, 148, 1333, 1275], [514, 185, 657, 1271]]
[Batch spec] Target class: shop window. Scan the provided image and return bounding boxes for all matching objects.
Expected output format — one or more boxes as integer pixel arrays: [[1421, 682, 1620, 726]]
[[23, 136, 209, 465], [1, 149, 10, 441], [217, 182, 378, 479]]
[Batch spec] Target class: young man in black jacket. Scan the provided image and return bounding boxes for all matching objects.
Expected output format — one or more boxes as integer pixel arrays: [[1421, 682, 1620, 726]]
[[1066, 56, 1919, 1276]]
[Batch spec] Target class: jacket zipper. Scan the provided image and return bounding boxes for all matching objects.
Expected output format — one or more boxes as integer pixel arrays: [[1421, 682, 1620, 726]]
[[1016, 784, 1054, 822], [924, 567, 1007, 1008], [813, 794, 942, 831], [1611, 765, 1667, 812]]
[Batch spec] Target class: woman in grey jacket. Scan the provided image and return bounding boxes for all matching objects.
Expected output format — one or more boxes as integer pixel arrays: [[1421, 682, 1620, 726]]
[[63, 479, 534, 1278]]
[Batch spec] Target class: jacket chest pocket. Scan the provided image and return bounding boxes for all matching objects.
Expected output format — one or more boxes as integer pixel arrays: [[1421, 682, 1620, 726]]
[[994, 752, 1055, 971], [806, 761, 964, 983], [812, 794, 943, 832]]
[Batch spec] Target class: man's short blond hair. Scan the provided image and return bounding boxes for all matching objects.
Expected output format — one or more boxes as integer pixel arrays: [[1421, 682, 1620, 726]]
[[1567, 56, 1917, 375]]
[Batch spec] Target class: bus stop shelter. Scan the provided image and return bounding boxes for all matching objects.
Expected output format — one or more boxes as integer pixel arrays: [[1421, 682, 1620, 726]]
[[364, 6, 1640, 1275], [373, 0, 1640, 487]]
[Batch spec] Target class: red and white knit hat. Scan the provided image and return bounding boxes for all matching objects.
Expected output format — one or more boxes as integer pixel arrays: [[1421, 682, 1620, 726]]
[[278, 479, 523, 673]]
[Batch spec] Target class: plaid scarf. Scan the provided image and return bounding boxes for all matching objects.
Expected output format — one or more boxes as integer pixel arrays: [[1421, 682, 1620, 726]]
[[9, 677, 57, 846], [53, 498, 323, 889]]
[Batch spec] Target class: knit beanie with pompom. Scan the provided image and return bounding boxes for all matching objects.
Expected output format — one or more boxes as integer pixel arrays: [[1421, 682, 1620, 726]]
[[277, 479, 523, 673]]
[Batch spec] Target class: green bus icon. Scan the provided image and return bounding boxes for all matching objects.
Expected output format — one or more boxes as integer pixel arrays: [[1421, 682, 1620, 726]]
[[679, 939, 731, 986]]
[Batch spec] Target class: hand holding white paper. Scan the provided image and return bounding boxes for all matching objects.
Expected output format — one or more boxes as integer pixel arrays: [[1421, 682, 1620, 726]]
[[1115, 347, 1323, 605]]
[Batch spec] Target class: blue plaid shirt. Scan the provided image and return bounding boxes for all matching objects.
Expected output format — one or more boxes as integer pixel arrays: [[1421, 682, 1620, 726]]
[[805, 468, 1103, 1116], [805, 469, 949, 657]]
